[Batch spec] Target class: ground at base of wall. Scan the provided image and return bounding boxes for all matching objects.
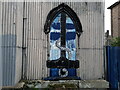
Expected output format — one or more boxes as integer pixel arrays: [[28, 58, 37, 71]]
[[2, 80, 109, 89]]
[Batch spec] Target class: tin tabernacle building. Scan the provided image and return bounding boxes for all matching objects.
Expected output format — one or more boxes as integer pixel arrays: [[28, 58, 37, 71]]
[[1, 0, 106, 87]]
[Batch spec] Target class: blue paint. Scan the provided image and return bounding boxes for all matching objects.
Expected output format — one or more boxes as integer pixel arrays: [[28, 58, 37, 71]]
[[106, 46, 120, 89], [66, 32, 76, 40], [117, 47, 120, 87], [50, 68, 77, 77], [67, 69, 76, 76], [50, 68, 59, 77], [2, 35, 16, 86], [52, 23, 75, 30], [48, 14, 78, 79], [50, 32, 60, 40], [50, 16, 76, 41]]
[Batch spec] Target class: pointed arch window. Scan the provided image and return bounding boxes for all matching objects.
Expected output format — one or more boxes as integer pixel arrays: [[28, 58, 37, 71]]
[[44, 3, 83, 69]]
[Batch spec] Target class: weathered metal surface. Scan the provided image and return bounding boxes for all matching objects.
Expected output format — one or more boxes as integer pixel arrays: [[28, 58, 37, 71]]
[[0, 1, 2, 88], [2, 2, 23, 86], [1, 1, 105, 86]]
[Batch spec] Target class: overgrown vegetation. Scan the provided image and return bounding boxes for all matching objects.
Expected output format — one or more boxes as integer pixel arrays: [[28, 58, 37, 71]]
[[22, 80, 78, 89], [110, 37, 120, 46]]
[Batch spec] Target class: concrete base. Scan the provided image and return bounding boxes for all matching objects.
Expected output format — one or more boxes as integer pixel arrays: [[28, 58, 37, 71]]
[[13, 80, 109, 89], [2, 80, 109, 89], [78, 80, 109, 88]]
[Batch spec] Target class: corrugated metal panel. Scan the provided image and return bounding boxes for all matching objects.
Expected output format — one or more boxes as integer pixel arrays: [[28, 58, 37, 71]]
[[77, 2, 104, 79], [23, 2, 105, 80], [2, 2, 15, 86], [76, 2, 105, 79], [2, 2, 23, 86], [0, 1, 2, 88], [15, 2, 23, 85], [23, 2, 52, 79], [15, 2, 23, 84]]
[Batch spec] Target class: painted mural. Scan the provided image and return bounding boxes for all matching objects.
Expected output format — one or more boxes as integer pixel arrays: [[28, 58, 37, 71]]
[[49, 14, 77, 77]]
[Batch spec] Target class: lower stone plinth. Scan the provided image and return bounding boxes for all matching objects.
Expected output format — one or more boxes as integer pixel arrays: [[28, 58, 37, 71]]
[[5, 80, 109, 89]]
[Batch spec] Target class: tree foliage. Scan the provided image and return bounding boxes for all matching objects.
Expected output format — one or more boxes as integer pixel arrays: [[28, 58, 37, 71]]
[[110, 37, 120, 46]]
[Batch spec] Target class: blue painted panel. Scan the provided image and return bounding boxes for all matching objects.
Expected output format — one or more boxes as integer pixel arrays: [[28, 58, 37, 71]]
[[117, 47, 120, 83], [110, 47, 118, 88], [2, 35, 16, 86], [106, 46, 111, 83], [106, 46, 120, 89]]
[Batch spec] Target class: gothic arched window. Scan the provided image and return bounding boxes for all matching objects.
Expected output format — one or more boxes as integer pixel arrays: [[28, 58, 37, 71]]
[[44, 3, 82, 79]]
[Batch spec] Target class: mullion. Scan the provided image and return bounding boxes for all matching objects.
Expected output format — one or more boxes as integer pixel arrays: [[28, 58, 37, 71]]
[[61, 12, 66, 58]]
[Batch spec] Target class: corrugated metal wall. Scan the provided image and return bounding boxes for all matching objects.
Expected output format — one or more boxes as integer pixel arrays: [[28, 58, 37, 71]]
[[22, 2, 49, 80], [76, 2, 105, 79], [2, 2, 23, 86], [1, 1, 105, 86], [0, 1, 2, 88]]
